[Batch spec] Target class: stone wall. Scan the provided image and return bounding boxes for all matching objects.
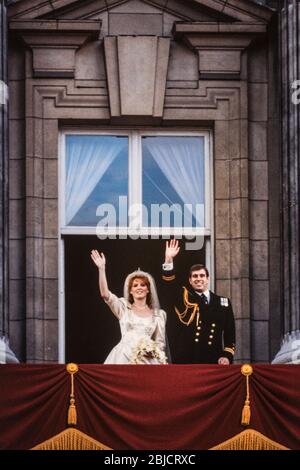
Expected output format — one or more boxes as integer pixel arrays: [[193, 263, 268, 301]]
[[6, 0, 279, 363]]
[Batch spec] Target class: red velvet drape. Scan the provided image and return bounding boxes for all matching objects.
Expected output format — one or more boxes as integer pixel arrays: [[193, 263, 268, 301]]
[[0, 365, 300, 450]]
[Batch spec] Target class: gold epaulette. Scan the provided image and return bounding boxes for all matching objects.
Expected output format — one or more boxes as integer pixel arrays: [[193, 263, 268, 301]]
[[162, 274, 175, 281], [224, 347, 235, 356]]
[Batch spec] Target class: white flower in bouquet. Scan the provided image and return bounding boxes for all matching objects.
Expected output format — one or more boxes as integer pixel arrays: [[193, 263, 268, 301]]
[[130, 337, 167, 364]]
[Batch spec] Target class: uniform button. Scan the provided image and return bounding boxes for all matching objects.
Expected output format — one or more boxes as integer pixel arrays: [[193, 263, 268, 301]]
[[196, 332, 200, 336], [209, 335, 213, 339], [195, 339, 199, 343], [208, 342, 212, 345], [197, 326, 201, 331], [212, 323, 216, 327], [211, 329, 214, 333]]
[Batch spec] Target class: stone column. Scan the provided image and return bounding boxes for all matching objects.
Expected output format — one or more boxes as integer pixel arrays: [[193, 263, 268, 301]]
[[273, 0, 300, 363], [0, 0, 18, 362], [0, 0, 9, 339]]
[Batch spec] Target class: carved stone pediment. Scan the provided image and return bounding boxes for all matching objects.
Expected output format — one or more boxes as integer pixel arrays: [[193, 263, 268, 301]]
[[8, 0, 273, 24], [8, 1, 273, 116]]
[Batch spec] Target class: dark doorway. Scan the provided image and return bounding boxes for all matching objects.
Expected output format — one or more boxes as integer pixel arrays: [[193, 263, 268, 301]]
[[65, 236, 205, 363]]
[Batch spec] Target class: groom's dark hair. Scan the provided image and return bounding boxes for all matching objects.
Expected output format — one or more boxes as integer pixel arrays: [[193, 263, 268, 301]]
[[189, 264, 209, 277]]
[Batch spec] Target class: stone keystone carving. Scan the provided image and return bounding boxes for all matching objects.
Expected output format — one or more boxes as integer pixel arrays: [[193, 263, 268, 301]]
[[104, 36, 170, 118]]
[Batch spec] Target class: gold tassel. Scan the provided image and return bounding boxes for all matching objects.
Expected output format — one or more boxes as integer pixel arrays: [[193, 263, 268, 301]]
[[66, 363, 79, 427], [241, 399, 251, 426], [68, 398, 77, 426], [241, 364, 253, 426]]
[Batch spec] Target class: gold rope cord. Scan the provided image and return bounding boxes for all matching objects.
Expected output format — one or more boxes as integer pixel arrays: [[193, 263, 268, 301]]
[[175, 287, 199, 326], [67, 363, 78, 426], [241, 364, 253, 426], [31, 428, 111, 450], [210, 429, 289, 451]]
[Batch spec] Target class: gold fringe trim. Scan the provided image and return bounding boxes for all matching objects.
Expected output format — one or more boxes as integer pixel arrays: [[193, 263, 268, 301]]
[[31, 428, 112, 451], [66, 363, 78, 426], [210, 429, 289, 451], [31, 428, 289, 451], [241, 364, 253, 426]]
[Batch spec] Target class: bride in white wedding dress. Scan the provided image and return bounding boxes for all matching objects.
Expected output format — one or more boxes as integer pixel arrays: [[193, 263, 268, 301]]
[[91, 250, 168, 365]]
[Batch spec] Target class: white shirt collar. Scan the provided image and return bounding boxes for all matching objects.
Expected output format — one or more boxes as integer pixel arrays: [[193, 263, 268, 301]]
[[195, 289, 210, 302]]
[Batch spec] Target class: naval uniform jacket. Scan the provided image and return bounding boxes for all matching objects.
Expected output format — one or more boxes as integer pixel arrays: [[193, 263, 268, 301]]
[[162, 268, 236, 364]]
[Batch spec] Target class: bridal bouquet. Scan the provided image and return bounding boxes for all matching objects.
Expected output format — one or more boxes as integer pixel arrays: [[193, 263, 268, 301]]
[[130, 337, 167, 364]]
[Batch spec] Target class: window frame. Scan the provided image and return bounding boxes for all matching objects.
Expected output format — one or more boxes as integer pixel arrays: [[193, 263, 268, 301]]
[[59, 129, 212, 238], [58, 128, 214, 363]]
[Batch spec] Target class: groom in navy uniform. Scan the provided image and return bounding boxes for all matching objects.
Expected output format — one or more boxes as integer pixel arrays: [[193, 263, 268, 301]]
[[162, 240, 235, 364]]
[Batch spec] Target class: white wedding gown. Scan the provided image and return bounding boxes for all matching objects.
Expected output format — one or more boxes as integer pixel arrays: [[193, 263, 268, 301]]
[[104, 291, 167, 364]]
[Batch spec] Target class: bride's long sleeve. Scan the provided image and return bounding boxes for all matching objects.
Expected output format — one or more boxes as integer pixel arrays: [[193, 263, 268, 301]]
[[153, 310, 167, 352], [104, 291, 126, 320]]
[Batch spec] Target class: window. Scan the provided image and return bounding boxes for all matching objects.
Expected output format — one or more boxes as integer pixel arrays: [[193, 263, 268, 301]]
[[142, 136, 205, 228], [61, 130, 211, 238], [59, 129, 213, 362], [63, 134, 128, 227]]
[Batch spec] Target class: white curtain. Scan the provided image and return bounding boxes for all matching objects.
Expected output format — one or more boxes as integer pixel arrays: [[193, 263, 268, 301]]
[[66, 136, 127, 225], [143, 137, 205, 225]]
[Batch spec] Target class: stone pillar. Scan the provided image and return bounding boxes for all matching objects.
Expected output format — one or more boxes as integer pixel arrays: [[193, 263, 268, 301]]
[[273, 0, 300, 363], [0, 0, 18, 362], [0, 0, 9, 339]]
